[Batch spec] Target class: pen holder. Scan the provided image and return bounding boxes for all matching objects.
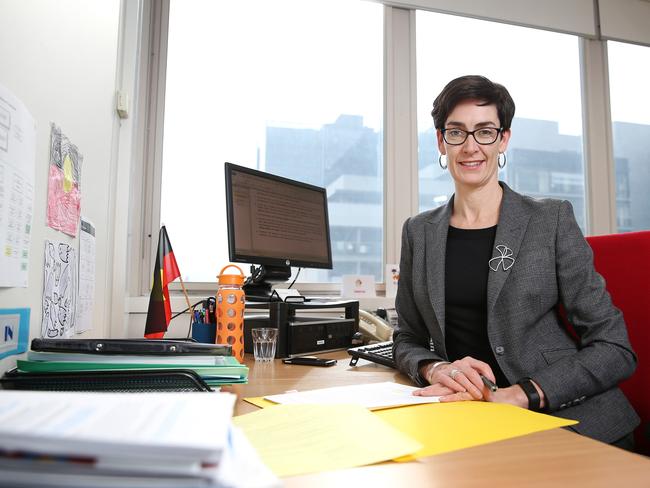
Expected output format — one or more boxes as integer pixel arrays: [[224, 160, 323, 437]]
[[191, 321, 216, 344]]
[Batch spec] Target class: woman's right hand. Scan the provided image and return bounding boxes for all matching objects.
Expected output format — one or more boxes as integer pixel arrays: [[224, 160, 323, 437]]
[[415, 356, 496, 401]]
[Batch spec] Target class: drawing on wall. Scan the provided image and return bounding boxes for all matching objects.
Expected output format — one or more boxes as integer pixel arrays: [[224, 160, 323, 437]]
[[47, 123, 82, 237], [42, 240, 77, 339], [0, 82, 36, 287]]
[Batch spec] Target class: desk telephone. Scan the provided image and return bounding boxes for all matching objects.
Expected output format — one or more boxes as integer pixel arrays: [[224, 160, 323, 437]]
[[358, 309, 393, 342]]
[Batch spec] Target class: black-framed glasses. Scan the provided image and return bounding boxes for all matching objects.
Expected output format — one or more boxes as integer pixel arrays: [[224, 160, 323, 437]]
[[441, 127, 503, 145]]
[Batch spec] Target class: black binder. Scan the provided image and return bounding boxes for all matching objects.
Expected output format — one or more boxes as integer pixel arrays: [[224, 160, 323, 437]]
[[30, 338, 231, 356]]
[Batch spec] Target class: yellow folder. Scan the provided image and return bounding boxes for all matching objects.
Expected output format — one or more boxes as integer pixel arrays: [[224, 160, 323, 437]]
[[374, 401, 577, 461], [242, 395, 577, 465]]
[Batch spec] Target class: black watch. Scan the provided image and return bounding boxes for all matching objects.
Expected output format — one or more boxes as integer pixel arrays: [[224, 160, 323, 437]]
[[517, 377, 542, 411]]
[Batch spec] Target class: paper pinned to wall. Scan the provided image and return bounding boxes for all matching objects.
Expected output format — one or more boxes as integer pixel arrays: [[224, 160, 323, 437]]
[[385, 264, 400, 298], [0, 82, 36, 288], [42, 241, 77, 338], [76, 217, 95, 334], [0, 308, 30, 360], [47, 124, 82, 237]]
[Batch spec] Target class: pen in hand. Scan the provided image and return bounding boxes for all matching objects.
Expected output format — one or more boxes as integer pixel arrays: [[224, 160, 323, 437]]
[[481, 375, 498, 392]]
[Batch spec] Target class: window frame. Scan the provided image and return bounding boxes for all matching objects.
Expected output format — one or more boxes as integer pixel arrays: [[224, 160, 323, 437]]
[[132, 0, 641, 297]]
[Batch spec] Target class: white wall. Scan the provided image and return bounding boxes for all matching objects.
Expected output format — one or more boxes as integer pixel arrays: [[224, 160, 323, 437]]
[[0, 0, 124, 373]]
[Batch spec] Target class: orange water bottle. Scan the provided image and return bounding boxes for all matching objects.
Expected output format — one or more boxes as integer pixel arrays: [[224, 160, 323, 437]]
[[216, 264, 246, 362]]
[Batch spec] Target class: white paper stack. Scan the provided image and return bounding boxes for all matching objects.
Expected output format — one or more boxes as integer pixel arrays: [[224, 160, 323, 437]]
[[0, 391, 279, 488], [264, 381, 440, 410]]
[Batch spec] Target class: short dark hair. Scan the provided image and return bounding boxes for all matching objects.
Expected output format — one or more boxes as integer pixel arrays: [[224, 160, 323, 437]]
[[431, 75, 515, 130]]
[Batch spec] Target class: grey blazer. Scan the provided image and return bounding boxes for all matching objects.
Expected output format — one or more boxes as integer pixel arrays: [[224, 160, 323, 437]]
[[393, 182, 639, 443]]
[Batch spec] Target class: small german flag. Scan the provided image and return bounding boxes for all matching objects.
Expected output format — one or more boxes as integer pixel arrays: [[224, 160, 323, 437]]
[[144, 226, 181, 338]]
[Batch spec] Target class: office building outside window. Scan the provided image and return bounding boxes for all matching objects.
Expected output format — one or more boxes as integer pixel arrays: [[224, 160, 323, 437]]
[[416, 12, 586, 231], [160, 0, 383, 282], [607, 41, 650, 232]]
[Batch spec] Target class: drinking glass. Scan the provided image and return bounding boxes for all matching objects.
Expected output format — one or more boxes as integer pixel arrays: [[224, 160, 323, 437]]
[[251, 328, 278, 362]]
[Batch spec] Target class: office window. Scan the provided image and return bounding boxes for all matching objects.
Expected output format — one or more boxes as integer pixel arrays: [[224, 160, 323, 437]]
[[416, 12, 586, 230], [608, 41, 650, 232], [160, 0, 383, 283]]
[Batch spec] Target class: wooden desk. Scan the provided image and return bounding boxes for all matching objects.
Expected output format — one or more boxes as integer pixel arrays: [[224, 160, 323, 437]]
[[224, 351, 650, 487]]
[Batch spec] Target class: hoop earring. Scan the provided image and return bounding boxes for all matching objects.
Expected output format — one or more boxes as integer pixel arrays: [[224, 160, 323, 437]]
[[438, 154, 448, 170], [498, 152, 507, 169]]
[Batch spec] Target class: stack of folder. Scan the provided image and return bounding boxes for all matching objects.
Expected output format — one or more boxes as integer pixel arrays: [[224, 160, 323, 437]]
[[0, 390, 279, 487], [5, 339, 248, 390], [17, 352, 248, 387]]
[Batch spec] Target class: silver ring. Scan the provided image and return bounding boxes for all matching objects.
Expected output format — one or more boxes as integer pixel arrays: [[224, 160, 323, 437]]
[[449, 369, 462, 380]]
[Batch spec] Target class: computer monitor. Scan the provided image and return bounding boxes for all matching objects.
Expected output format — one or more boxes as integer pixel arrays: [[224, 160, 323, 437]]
[[224, 162, 333, 300]]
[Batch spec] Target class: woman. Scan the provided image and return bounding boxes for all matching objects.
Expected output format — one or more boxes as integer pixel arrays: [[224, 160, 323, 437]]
[[393, 75, 639, 447]]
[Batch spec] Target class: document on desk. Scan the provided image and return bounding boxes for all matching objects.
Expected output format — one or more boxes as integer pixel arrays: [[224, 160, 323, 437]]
[[233, 403, 422, 477], [264, 381, 440, 410]]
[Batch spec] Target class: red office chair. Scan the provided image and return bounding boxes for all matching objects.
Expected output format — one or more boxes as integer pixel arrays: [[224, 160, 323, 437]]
[[586, 230, 650, 455]]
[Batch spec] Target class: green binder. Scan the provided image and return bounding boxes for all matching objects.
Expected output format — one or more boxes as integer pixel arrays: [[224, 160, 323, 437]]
[[16, 357, 248, 385]]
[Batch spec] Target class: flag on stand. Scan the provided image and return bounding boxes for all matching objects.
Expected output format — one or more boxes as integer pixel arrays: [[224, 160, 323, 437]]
[[144, 226, 181, 339]]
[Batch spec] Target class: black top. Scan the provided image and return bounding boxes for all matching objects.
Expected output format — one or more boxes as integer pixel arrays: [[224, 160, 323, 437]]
[[445, 225, 509, 387]]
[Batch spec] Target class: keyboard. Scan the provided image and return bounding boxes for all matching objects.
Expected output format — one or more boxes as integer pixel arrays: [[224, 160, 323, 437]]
[[347, 341, 396, 368]]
